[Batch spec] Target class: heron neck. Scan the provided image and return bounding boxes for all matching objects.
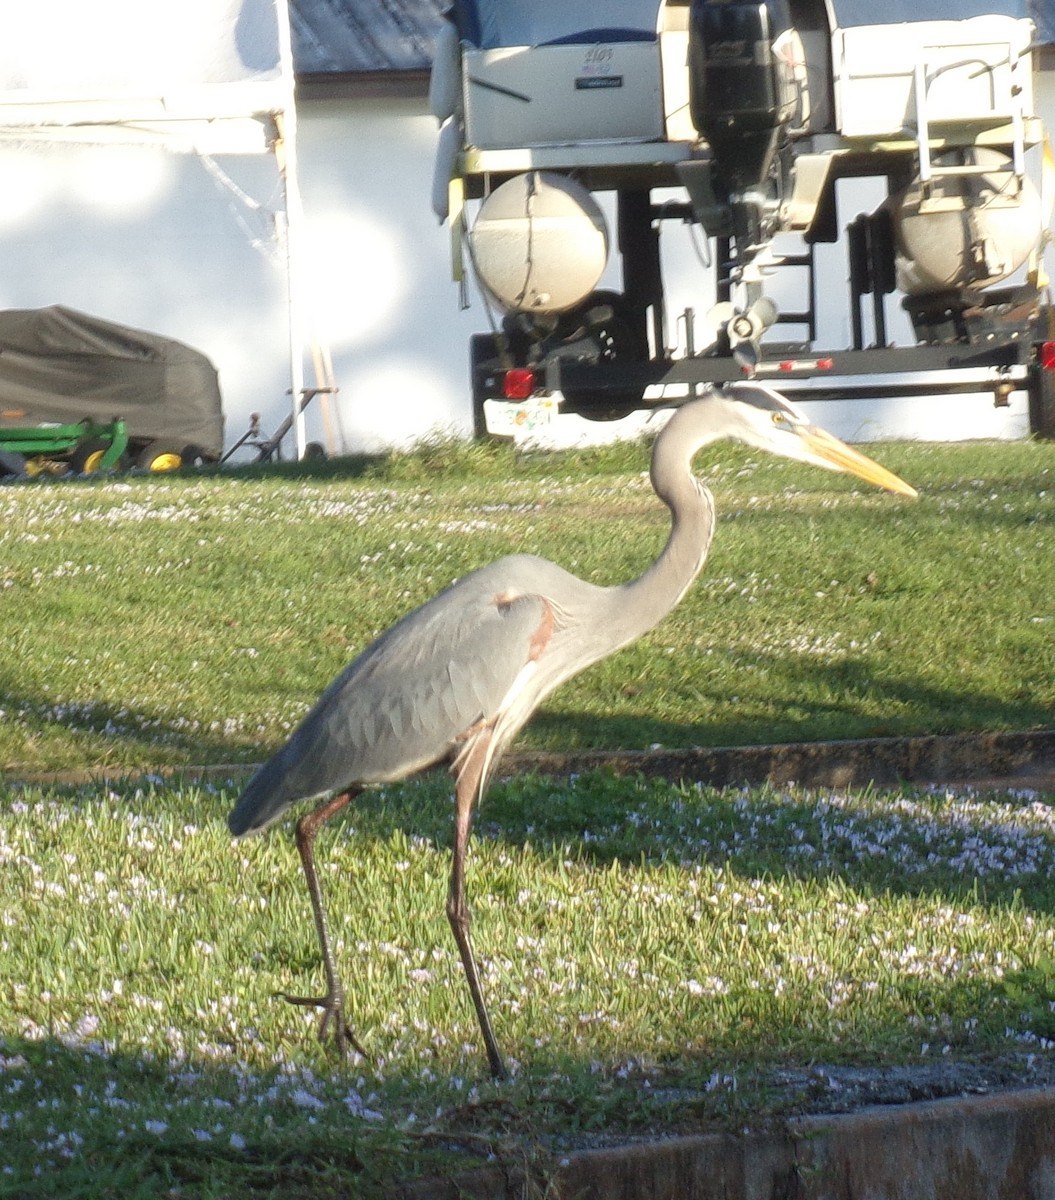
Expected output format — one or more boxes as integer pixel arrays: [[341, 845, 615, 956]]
[[608, 429, 717, 644]]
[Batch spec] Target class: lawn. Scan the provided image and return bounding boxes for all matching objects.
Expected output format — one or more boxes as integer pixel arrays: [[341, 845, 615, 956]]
[[0, 436, 1053, 1196], [0, 435, 1052, 772]]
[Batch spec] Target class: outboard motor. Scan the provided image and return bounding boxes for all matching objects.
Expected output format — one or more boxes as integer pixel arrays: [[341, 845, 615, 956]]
[[688, 0, 800, 248]]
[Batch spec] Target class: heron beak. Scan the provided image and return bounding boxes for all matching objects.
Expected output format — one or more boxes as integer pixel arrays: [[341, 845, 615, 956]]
[[802, 427, 918, 498]]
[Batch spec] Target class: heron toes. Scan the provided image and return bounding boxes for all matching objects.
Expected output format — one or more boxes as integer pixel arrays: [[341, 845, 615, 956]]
[[278, 990, 368, 1059]]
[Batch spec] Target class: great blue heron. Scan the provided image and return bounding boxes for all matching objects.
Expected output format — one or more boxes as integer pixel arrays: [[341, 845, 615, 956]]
[[227, 383, 916, 1080]]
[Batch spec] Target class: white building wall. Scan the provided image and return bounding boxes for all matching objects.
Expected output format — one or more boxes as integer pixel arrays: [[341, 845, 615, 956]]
[[294, 95, 481, 451]]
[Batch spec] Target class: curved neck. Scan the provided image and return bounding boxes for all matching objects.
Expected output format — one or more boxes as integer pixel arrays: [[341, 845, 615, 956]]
[[604, 411, 719, 646]]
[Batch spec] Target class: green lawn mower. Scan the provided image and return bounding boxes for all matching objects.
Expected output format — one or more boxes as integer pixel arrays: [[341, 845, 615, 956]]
[[0, 416, 185, 478], [0, 305, 224, 479], [0, 416, 130, 478]]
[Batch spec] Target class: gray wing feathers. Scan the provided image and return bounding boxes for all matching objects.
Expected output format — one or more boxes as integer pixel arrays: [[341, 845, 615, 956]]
[[228, 572, 549, 836]]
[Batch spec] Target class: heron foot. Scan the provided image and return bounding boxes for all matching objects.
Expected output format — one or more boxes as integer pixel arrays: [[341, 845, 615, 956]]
[[277, 989, 368, 1059]]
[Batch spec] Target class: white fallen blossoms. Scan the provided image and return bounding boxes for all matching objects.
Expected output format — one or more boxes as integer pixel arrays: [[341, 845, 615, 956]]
[[1, 772, 1054, 1186]]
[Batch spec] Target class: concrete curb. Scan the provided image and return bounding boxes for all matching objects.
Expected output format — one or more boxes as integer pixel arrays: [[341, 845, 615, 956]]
[[5, 728, 1055, 792], [505, 728, 1055, 791], [391, 1087, 1055, 1199]]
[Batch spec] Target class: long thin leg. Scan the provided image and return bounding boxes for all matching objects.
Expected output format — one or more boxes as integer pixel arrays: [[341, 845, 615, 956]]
[[448, 741, 508, 1080], [280, 789, 368, 1058]]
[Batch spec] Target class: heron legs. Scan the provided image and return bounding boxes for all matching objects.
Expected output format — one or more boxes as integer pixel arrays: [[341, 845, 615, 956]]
[[281, 789, 368, 1058], [448, 742, 508, 1081], [278, 755, 507, 1078]]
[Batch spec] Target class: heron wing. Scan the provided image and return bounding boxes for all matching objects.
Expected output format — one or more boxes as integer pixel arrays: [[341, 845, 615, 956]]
[[228, 561, 555, 835]]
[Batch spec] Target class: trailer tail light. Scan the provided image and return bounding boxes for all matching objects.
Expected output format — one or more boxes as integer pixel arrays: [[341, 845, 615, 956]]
[[1041, 342, 1055, 371], [502, 368, 536, 400]]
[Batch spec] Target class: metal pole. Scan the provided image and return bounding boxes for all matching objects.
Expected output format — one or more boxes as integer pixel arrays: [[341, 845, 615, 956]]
[[274, 0, 308, 460]]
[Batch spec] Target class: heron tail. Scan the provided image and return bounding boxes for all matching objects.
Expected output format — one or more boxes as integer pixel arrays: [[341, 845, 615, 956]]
[[227, 742, 314, 837]]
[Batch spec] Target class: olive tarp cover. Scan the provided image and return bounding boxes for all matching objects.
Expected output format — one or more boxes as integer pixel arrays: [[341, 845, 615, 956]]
[[0, 305, 223, 460]]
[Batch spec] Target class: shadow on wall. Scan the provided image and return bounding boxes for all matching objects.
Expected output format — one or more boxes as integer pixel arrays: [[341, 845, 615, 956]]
[[0, 141, 292, 451]]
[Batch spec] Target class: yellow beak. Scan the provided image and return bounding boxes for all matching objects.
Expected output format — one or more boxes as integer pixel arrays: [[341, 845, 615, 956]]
[[802, 427, 918, 498]]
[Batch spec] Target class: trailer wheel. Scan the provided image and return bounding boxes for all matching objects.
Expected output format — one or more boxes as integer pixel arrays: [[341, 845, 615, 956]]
[[1028, 363, 1055, 439], [69, 437, 113, 474], [556, 290, 647, 421], [137, 441, 183, 472], [469, 333, 495, 439]]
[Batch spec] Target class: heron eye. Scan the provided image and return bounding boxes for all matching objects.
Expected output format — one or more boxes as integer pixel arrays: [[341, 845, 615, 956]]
[[771, 412, 786, 426]]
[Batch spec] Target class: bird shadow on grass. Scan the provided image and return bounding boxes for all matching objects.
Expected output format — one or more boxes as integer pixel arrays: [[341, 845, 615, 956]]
[[321, 761, 1055, 1096], [527, 650, 1055, 751]]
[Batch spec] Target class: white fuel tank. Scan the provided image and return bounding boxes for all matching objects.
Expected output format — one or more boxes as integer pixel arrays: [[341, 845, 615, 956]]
[[889, 150, 1043, 296], [468, 172, 609, 315]]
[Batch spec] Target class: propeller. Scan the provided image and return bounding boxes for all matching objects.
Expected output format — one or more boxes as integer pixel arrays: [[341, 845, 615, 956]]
[[728, 296, 778, 369], [698, 296, 779, 370]]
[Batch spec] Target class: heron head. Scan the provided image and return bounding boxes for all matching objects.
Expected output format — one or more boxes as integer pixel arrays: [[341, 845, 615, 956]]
[[716, 382, 918, 498]]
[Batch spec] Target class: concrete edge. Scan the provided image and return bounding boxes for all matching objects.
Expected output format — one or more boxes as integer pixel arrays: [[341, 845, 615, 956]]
[[4, 728, 1055, 792], [391, 1086, 1055, 1199], [505, 727, 1055, 791]]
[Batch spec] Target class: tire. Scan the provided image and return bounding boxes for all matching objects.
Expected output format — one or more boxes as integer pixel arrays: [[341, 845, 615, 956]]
[[1028, 362, 1055, 439], [554, 290, 648, 421], [0, 449, 26, 476], [69, 437, 113, 474], [136, 441, 183, 472], [469, 333, 496, 440]]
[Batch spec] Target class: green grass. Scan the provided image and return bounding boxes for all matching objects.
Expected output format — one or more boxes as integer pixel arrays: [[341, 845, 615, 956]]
[[1, 771, 1054, 1196], [0, 439, 1054, 1194], [0, 437, 1052, 773]]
